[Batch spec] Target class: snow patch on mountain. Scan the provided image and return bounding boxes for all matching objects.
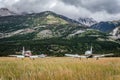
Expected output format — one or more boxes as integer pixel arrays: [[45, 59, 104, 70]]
[[76, 17, 97, 26]]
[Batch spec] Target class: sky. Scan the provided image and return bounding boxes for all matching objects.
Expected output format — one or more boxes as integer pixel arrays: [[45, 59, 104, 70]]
[[0, 0, 120, 21]]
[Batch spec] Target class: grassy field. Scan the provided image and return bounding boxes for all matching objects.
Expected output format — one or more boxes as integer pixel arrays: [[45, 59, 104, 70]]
[[0, 57, 120, 80]]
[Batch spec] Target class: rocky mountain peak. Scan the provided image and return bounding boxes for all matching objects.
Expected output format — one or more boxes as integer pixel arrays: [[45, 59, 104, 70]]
[[0, 8, 16, 16], [76, 17, 97, 26]]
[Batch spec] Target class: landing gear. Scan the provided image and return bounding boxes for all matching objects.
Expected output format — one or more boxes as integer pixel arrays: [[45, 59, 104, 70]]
[[96, 57, 99, 60], [79, 57, 81, 60]]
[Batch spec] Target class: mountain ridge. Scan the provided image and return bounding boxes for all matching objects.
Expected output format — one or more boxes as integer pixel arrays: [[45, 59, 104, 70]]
[[91, 21, 120, 32], [76, 17, 97, 26], [0, 8, 17, 16], [0, 10, 119, 56], [0, 11, 85, 39]]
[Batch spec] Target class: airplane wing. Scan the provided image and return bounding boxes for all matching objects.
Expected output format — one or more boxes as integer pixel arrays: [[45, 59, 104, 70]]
[[17, 55, 25, 58], [94, 53, 114, 58], [65, 54, 87, 58], [9, 55, 24, 57], [30, 54, 47, 59], [38, 54, 46, 58], [9, 55, 25, 59], [78, 56, 87, 58], [30, 56, 38, 59], [65, 54, 80, 58]]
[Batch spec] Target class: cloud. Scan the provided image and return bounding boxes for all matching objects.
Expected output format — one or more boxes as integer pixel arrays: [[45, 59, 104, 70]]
[[61, 0, 120, 21], [62, 0, 120, 14], [0, 0, 120, 21]]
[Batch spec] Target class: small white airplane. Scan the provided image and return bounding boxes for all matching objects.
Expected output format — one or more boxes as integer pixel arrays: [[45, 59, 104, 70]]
[[65, 46, 114, 60], [9, 47, 47, 59]]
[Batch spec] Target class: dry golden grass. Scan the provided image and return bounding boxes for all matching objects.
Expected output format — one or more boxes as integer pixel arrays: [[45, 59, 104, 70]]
[[0, 57, 120, 80]]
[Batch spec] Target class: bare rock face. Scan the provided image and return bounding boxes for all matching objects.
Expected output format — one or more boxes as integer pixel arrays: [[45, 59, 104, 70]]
[[76, 17, 97, 27], [110, 26, 120, 39]]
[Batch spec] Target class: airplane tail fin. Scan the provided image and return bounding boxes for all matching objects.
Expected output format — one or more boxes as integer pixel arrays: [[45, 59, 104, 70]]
[[85, 45, 93, 55], [90, 46, 93, 54], [22, 47, 25, 55]]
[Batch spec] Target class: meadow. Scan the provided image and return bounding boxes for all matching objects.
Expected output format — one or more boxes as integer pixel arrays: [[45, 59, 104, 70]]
[[0, 57, 120, 80]]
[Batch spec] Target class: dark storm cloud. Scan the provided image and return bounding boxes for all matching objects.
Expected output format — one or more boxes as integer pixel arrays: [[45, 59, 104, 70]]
[[0, 0, 120, 21], [62, 0, 120, 14]]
